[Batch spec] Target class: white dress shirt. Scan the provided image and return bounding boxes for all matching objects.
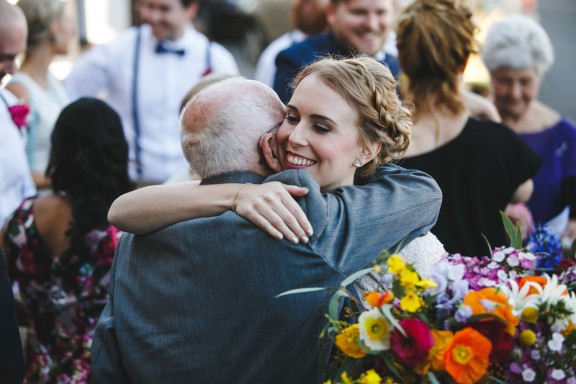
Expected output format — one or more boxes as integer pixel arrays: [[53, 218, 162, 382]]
[[254, 30, 305, 87], [65, 24, 239, 183], [0, 89, 36, 226]]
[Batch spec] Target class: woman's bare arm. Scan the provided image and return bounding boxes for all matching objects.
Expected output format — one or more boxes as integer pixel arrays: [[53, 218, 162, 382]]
[[108, 181, 312, 243]]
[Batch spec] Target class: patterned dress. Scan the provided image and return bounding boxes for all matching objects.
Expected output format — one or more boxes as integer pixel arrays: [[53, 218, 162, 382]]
[[3, 197, 120, 384]]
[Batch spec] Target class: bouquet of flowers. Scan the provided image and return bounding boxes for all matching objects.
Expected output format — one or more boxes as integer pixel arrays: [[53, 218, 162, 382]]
[[301, 217, 576, 384]]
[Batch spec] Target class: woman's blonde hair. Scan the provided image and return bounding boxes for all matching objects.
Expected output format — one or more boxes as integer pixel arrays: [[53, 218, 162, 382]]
[[396, 0, 478, 116], [17, 0, 65, 51], [291, 56, 412, 176]]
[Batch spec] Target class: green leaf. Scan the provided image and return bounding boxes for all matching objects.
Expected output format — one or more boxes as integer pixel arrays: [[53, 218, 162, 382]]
[[276, 287, 329, 298], [382, 304, 406, 337], [500, 211, 522, 249], [427, 372, 442, 384], [489, 375, 510, 384], [340, 267, 374, 288], [328, 289, 350, 320]]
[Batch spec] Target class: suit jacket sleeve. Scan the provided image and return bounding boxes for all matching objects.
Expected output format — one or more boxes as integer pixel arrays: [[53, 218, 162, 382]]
[[91, 234, 132, 384], [266, 164, 442, 275]]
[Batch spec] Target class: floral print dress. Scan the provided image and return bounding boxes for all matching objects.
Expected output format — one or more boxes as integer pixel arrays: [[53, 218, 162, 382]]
[[3, 197, 120, 384]]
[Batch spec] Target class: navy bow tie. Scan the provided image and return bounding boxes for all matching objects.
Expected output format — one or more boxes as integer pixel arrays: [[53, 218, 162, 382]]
[[155, 41, 186, 57]]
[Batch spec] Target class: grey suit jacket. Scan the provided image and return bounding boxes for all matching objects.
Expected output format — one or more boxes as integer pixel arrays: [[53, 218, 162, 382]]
[[91, 165, 441, 383]]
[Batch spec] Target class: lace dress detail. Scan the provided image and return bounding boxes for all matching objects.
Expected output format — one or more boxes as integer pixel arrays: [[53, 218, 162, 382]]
[[354, 232, 446, 295]]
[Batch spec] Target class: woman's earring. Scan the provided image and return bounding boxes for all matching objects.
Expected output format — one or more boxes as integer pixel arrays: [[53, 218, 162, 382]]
[[353, 159, 362, 168]]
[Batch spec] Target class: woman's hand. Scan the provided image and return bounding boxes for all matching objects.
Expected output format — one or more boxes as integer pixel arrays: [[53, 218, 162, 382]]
[[234, 182, 313, 244], [562, 219, 576, 248]]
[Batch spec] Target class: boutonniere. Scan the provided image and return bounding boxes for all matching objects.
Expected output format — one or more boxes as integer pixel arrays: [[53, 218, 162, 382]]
[[8, 103, 30, 130]]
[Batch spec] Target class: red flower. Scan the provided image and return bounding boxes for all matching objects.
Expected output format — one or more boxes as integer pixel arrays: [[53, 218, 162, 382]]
[[8, 104, 30, 129], [390, 318, 434, 365], [469, 320, 514, 361]]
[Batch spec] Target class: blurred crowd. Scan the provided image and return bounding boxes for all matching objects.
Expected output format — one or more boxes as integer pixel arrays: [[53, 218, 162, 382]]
[[1, 0, 575, 382]]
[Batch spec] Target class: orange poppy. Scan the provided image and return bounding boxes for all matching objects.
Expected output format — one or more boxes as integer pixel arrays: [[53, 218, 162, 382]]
[[444, 327, 492, 384], [463, 288, 519, 335], [518, 276, 548, 295]]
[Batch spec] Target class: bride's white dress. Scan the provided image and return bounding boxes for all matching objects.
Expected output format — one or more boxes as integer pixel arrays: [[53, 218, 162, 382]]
[[354, 232, 446, 294]]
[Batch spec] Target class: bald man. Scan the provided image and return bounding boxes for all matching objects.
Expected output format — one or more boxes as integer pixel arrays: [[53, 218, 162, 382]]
[[0, 1, 29, 382]]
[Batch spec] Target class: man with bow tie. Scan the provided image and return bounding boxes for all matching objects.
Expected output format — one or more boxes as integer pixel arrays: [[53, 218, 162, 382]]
[[65, 0, 239, 184]]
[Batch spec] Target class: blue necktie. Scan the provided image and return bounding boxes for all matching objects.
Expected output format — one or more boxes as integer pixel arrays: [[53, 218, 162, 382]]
[[155, 41, 186, 57]]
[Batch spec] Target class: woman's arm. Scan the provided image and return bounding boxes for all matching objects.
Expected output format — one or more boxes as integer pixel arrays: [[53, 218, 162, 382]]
[[510, 179, 534, 204], [108, 182, 313, 243]]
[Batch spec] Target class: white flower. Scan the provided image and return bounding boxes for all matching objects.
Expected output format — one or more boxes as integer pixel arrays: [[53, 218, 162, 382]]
[[551, 369, 566, 380], [530, 349, 541, 360], [499, 280, 539, 317], [522, 368, 536, 382], [506, 253, 520, 267], [358, 308, 391, 351], [492, 250, 505, 262], [487, 261, 500, 269], [518, 251, 536, 261], [548, 332, 564, 352]]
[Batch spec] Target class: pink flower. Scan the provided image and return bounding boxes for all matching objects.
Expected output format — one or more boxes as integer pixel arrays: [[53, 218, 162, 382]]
[[8, 103, 30, 129], [390, 318, 434, 365]]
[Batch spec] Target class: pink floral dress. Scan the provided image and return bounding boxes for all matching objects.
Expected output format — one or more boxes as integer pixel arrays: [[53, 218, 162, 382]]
[[3, 197, 120, 384]]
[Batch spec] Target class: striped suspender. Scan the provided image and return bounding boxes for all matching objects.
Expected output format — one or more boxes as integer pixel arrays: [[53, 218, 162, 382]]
[[132, 27, 143, 179]]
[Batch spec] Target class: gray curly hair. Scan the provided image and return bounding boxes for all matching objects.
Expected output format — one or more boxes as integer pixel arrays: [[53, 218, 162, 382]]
[[481, 14, 554, 75]]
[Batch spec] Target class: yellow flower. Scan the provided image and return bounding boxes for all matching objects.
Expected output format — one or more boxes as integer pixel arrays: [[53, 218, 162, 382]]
[[359, 369, 382, 384], [373, 264, 382, 274], [341, 372, 353, 384], [519, 330, 537, 347], [323, 381, 332, 384], [416, 277, 437, 290], [387, 254, 405, 274], [383, 379, 397, 384], [521, 307, 539, 322], [399, 269, 419, 288], [400, 288, 424, 312], [335, 324, 366, 358]]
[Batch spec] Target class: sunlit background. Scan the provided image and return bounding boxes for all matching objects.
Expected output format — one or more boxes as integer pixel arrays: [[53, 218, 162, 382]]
[[5, 0, 574, 120]]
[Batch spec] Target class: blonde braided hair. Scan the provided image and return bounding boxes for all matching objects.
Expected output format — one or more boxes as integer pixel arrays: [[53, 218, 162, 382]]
[[291, 55, 412, 176]]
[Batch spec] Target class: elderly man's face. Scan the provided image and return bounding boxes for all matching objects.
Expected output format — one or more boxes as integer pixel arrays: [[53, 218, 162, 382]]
[[0, 24, 26, 81]]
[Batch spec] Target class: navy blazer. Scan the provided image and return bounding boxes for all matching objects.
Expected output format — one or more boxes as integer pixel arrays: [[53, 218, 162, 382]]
[[91, 165, 441, 383], [273, 31, 400, 104]]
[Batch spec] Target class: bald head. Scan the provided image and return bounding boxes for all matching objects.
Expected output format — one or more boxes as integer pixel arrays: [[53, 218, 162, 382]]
[[0, 0, 27, 81], [180, 78, 286, 178]]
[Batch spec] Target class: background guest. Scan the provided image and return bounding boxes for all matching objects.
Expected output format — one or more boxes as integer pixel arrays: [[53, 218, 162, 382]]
[[254, 0, 329, 87], [1, 98, 133, 383], [273, 0, 399, 103], [7, 0, 75, 191], [0, 0, 36, 227], [65, 0, 239, 184], [396, 0, 541, 256], [482, 14, 576, 244]]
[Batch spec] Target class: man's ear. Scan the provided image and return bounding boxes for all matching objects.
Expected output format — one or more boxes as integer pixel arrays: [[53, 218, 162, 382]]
[[260, 132, 282, 173], [185, 2, 199, 20]]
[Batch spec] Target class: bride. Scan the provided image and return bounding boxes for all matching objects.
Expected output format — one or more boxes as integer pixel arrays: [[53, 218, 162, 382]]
[[108, 56, 446, 278]]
